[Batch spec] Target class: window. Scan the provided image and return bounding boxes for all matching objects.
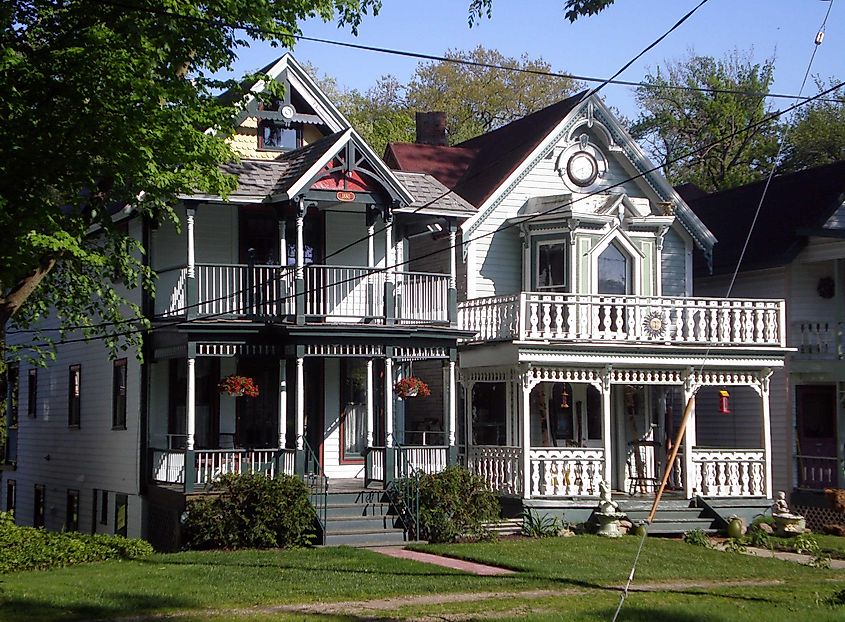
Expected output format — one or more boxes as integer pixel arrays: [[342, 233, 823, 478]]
[[27, 368, 37, 418], [6, 362, 19, 428], [68, 364, 81, 427], [597, 242, 630, 295], [535, 241, 568, 292], [5, 479, 15, 514], [66, 490, 79, 531], [114, 493, 128, 537], [34, 484, 45, 528], [112, 359, 127, 429], [258, 121, 302, 151], [100, 490, 109, 525]]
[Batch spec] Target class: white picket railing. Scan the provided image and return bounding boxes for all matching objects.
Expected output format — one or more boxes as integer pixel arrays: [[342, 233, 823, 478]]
[[792, 321, 843, 359], [796, 454, 839, 490], [459, 293, 785, 347], [468, 446, 523, 496], [304, 264, 383, 319], [397, 446, 449, 477], [155, 268, 188, 317], [195, 264, 294, 317], [396, 271, 450, 323], [151, 449, 185, 484], [150, 448, 294, 488], [691, 449, 766, 497], [530, 448, 605, 497], [367, 447, 386, 482]]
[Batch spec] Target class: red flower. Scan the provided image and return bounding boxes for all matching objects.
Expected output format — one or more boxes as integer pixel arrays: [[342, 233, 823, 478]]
[[393, 376, 431, 398], [218, 375, 260, 398]]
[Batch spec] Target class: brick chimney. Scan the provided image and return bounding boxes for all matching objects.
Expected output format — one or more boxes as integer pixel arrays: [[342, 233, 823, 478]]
[[415, 111, 448, 146]]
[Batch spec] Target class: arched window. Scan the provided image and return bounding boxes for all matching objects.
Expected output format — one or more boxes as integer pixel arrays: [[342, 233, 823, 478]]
[[597, 242, 630, 294]]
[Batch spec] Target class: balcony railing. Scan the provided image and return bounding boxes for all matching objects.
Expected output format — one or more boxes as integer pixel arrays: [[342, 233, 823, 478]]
[[792, 321, 843, 359], [155, 264, 450, 324], [459, 292, 785, 347], [150, 448, 295, 491], [690, 449, 766, 497]]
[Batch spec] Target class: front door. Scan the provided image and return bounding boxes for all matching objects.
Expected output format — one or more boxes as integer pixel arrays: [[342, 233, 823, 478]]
[[236, 359, 279, 448], [796, 384, 837, 489], [340, 359, 368, 462]]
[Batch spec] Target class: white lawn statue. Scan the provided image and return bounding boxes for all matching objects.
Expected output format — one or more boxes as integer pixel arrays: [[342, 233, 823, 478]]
[[594, 480, 626, 537], [771, 491, 806, 536]]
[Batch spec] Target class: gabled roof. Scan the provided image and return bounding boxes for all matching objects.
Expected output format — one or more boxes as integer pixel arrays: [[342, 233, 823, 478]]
[[682, 160, 845, 277], [385, 92, 586, 209], [393, 172, 476, 216]]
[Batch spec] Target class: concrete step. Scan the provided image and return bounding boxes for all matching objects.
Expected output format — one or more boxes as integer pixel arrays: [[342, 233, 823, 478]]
[[324, 502, 395, 518], [624, 509, 705, 521], [326, 515, 403, 531], [324, 528, 408, 547], [325, 490, 390, 505]]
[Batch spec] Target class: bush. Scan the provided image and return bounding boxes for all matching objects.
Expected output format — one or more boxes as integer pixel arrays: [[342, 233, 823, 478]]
[[682, 529, 713, 548], [182, 473, 315, 550], [0, 510, 153, 573], [522, 508, 562, 538], [408, 465, 499, 543]]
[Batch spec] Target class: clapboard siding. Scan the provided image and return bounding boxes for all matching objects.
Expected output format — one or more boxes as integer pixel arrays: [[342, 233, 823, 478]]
[[325, 211, 386, 267], [408, 232, 466, 302], [195, 205, 238, 264], [151, 204, 187, 271], [696, 386, 762, 448], [661, 226, 688, 296], [787, 256, 838, 323]]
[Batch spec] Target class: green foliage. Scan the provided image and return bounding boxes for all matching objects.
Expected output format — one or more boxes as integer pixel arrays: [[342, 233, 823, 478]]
[[467, 1, 615, 25], [0, 0, 381, 362], [745, 524, 772, 549], [631, 49, 781, 192], [682, 529, 713, 548], [521, 508, 562, 538], [723, 537, 747, 554], [826, 588, 845, 607], [781, 79, 845, 173], [793, 533, 832, 569], [412, 465, 499, 543], [182, 473, 315, 550], [0, 510, 152, 573]]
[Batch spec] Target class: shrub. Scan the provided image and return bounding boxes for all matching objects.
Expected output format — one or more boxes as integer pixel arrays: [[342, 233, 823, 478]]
[[409, 465, 499, 543], [522, 508, 562, 538], [0, 510, 153, 573], [682, 529, 713, 548], [182, 473, 315, 550]]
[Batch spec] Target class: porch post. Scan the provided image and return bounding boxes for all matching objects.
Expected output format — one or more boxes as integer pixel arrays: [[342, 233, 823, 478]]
[[601, 370, 612, 486], [278, 213, 288, 315], [278, 362, 287, 449], [185, 204, 197, 319], [384, 352, 395, 482], [446, 354, 458, 464], [383, 207, 395, 325], [294, 197, 306, 325], [366, 206, 377, 318], [185, 353, 196, 493], [465, 380, 475, 451], [520, 369, 532, 499], [683, 380, 698, 499], [365, 359, 374, 448], [761, 370, 773, 499], [294, 353, 306, 475], [447, 218, 458, 326]]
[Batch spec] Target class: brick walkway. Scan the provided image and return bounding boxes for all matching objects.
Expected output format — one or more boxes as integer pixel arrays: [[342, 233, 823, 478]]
[[368, 546, 516, 575]]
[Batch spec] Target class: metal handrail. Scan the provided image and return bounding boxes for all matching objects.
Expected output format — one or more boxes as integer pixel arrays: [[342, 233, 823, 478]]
[[387, 442, 422, 541], [302, 439, 328, 545]]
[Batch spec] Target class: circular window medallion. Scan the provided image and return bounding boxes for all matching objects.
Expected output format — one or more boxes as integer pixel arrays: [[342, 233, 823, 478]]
[[566, 150, 599, 187]]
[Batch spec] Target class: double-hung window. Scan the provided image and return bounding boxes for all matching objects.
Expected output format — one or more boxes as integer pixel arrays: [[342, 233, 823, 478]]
[[535, 240, 568, 292], [68, 365, 81, 427], [112, 359, 127, 429]]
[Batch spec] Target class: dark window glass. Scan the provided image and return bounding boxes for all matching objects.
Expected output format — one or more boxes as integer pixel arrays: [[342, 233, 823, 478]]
[[258, 121, 302, 150], [536, 242, 567, 291], [27, 369, 37, 418], [586, 385, 603, 440], [112, 359, 127, 429], [7, 363, 19, 428], [34, 485, 45, 528], [114, 493, 128, 537], [597, 243, 629, 295], [65, 490, 79, 531], [5, 479, 15, 514], [100, 490, 109, 525], [68, 365, 81, 427]]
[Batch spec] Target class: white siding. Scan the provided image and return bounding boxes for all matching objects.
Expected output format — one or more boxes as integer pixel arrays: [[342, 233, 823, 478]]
[[661, 226, 688, 297], [324, 210, 386, 267]]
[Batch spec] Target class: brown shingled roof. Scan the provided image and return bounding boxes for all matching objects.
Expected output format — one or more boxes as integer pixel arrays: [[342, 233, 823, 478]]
[[386, 91, 587, 208], [682, 160, 845, 277]]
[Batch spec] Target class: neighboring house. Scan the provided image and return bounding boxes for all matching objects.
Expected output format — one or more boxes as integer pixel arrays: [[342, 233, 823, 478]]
[[1, 54, 473, 548], [388, 93, 788, 525], [683, 161, 845, 529]]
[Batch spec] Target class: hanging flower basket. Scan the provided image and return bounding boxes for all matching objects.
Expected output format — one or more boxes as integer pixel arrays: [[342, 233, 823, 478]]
[[218, 375, 260, 398], [394, 376, 431, 399]]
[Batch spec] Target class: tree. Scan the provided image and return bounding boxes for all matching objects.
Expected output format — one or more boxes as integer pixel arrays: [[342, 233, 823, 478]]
[[630, 50, 782, 193], [336, 76, 416, 156], [0, 0, 379, 360], [406, 46, 580, 145], [468, 0, 616, 24], [781, 78, 845, 173]]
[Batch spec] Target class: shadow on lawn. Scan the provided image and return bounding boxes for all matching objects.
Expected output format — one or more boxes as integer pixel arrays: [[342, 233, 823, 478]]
[[594, 608, 735, 622], [0, 592, 195, 622]]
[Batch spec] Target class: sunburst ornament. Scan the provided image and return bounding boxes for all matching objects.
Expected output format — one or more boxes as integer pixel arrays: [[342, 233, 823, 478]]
[[642, 310, 666, 338]]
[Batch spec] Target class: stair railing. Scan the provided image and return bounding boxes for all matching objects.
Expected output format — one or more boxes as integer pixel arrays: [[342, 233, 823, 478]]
[[302, 438, 328, 545], [386, 442, 421, 540]]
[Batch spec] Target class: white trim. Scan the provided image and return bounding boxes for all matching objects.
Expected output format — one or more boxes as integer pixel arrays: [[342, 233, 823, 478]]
[[285, 129, 352, 199], [588, 227, 643, 295]]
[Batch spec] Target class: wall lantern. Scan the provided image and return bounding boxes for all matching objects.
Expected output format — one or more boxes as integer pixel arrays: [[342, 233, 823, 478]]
[[718, 389, 731, 414]]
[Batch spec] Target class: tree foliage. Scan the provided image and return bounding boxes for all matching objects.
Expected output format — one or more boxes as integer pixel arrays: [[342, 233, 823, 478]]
[[0, 0, 380, 365], [781, 79, 845, 173], [468, 0, 616, 24], [630, 50, 781, 193]]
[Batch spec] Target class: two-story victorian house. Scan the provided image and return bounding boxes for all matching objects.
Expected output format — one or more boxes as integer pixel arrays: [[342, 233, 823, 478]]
[[388, 94, 788, 527], [684, 161, 845, 529]]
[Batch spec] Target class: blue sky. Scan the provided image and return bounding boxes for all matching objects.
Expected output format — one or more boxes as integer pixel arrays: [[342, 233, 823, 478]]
[[231, 0, 841, 120]]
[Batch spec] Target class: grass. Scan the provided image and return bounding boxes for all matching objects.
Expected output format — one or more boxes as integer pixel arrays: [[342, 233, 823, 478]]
[[0, 536, 843, 621], [765, 533, 845, 559]]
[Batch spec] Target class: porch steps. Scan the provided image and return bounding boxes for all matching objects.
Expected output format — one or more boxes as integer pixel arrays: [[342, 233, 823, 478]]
[[696, 497, 772, 530], [321, 487, 410, 547], [616, 499, 718, 535]]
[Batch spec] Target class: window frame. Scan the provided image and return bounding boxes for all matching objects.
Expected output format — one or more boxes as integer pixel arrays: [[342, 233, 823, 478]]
[[257, 120, 303, 151], [533, 238, 569, 293], [68, 364, 81, 427], [5, 479, 15, 514], [34, 484, 45, 528], [100, 490, 109, 526], [65, 489, 80, 532], [114, 493, 128, 537], [112, 359, 127, 430], [27, 368, 37, 418], [7, 362, 19, 428]]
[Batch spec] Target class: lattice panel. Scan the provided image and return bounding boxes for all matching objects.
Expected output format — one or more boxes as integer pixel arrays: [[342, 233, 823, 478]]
[[793, 504, 845, 532]]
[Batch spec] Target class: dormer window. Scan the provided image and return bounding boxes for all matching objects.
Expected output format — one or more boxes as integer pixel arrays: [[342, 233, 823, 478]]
[[258, 121, 302, 151], [535, 239, 568, 292], [597, 242, 630, 295]]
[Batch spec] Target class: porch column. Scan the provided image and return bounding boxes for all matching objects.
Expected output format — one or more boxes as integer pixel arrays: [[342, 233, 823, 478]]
[[295, 356, 305, 451], [761, 371, 773, 499], [186, 357, 196, 450], [520, 371, 532, 499], [447, 218, 458, 326], [185, 204, 197, 319], [366, 359, 374, 447], [465, 380, 476, 450], [683, 382, 698, 499], [383, 207, 395, 324], [446, 355, 458, 463], [601, 373, 612, 485], [294, 197, 306, 325], [366, 206, 377, 317], [278, 362, 287, 449], [385, 355, 394, 445]]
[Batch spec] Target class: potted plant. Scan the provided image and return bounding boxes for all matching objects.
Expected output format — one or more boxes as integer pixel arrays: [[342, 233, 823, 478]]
[[218, 375, 260, 398], [393, 376, 431, 399]]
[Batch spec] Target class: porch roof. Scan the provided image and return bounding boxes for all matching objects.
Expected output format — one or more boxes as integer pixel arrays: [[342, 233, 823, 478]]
[[393, 171, 476, 216]]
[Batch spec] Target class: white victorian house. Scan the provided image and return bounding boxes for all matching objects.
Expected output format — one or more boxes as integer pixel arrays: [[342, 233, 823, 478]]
[[388, 93, 788, 524]]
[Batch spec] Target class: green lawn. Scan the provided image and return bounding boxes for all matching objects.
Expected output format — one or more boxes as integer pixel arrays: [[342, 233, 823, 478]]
[[1, 537, 843, 621]]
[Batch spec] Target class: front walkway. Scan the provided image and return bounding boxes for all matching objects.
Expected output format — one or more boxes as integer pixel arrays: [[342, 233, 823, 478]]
[[370, 547, 515, 575]]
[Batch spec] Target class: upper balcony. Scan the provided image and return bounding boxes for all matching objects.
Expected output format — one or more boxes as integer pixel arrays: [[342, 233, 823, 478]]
[[458, 292, 786, 348], [154, 262, 452, 325]]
